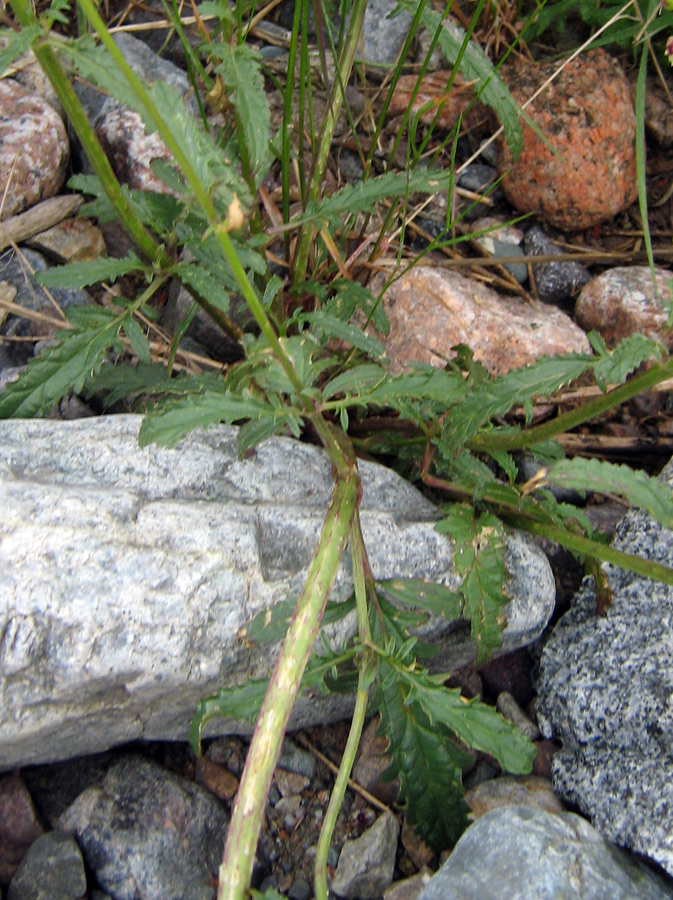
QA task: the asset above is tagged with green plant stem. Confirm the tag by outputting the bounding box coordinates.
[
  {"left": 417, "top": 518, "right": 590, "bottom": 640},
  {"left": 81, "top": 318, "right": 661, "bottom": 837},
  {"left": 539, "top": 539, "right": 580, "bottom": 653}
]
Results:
[
  {"left": 470, "top": 353, "right": 673, "bottom": 453},
  {"left": 504, "top": 516, "right": 673, "bottom": 586},
  {"left": 314, "top": 680, "right": 369, "bottom": 900},
  {"left": 9, "top": 0, "right": 168, "bottom": 268},
  {"left": 217, "top": 468, "right": 361, "bottom": 900},
  {"left": 422, "top": 471, "right": 673, "bottom": 585},
  {"left": 293, "top": 0, "right": 368, "bottom": 281},
  {"left": 314, "top": 512, "right": 374, "bottom": 900}
]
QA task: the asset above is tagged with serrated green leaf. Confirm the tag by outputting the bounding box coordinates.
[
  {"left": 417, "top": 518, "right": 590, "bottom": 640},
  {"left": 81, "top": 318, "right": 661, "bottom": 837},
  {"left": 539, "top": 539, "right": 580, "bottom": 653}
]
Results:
[
  {"left": 368, "top": 367, "right": 468, "bottom": 406},
  {"left": 301, "top": 311, "right": 386, "bottom": 360},
  {"left": 60, "top": 35, "right": 147, "bottom": 113},
  {"left": 404, "top": 675, "right": 535, "bottom": 773},
  {"left": 411, "top": 6, "right": 522, "bottom": 158},
  {"left": 84, "top": 361, "right": 171, "bottom": 407},
  {"left": 0, "top": 308, "right": 121, "bottom": 418},
  {"left": 138, "top": 390, "right": 274, "bottom": 447},
  {"left": 543, "top": 458, "right": 673, "bottom": 529},
  {"left": 122, "top": 318, "right": 151, "bottom": 365},
  {"left": 242, "top": 595, "right": 356, "bottom": 646},
  {"left": 300, "top": 169, "right": 457, "bottom": 227},
  {"left": 174, "top": 261, "right": 231, "bottom": 314},
  {"left": 35, "top": 254, "right": 143, "bottom": 288},
  {"left": 592, "top": 333, "right": 666, "bottom": 391},
  {"left": 369, "top": 595, "right": 436, "bottom": 660},
  {"left": 376, "top": 578, "right": 462, "bottom": 622},
  {"left": 375, "top": 665, "right": 471, "bottom": 850},
  {"left": 0, "top": 26, "right": 41, "bottom": 77},
  {"left": 210, "top": 43, "right": 271, "bottom": 179},
  {"left": 436, "top": 506, "right": 509, "bottom": 665},
  {"left": 190, "top": 678, "right": 269, "bottom": 753},
  {"left": 322, "top": 364, "right": 388, "bottom": 401},
  {"left": 443, "top": 353, "right": 594, "bottom": 453}
]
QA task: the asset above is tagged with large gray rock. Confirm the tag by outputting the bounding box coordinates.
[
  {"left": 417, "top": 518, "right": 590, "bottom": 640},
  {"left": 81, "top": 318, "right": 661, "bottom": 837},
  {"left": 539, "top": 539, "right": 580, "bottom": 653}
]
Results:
[
  {"left": 417, "top": 806, "right": 673, "bottom": 900},
  {"left": 58, "top": 756, "right": 227, "bottom": 900},
  {"left": 536, "top": 456, "right": 673, "bottom": 876},
  {"left": 0, "top": 415, "right": 554, "bottom": 769}
]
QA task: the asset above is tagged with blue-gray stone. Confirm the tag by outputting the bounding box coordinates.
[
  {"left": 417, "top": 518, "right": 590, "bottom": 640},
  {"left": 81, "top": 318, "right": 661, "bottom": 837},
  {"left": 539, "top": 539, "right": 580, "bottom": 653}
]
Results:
[
  {"left": 58, "top": 756, "right": 228, "bottom": 900},
  {"left": 524, "top": 224, "right": 591, "bottom": 305},
  {"left": 418, "top": 807, "right": 673, "bottom": 900},
  {"left": 0, "top": 247, "right": 89, "bottom": 368},
  {"left": 536, "top": 455, "right": 673, "bottom": 876},
  {"left": 361, "top": 0, "right": 413, "bottom": 66},
  {"left": 8, "top": 832, "right": 87, "bottom": 900}
]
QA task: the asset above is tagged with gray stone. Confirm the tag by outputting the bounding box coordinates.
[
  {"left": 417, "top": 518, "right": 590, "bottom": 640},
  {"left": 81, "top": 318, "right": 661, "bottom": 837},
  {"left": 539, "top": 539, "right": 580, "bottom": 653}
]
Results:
[
  {"left": 361, "top": 0, "right": 413, "bottom": 66},
  {"left": 417, "top": 807, "right": 673, "bottom": 900},
  {"left": 0, "top": 414, "right": 555, "bottom": 769},
  {"left": 536, "top": 457, "right": 673, "bottom": 876},
  {"left": 160, "top": 277, "right": 249, "bottom": 364},
  {"left": 7, "top": 832, "right": 87, "bottom": 900},
  {"left": 524, "top": 224, "right": 591, "bottom": 306},
  {"left": 58, "top": 756, "right": 227, "bottom": 900},
  {"left": 332, "top": 811, "right": 399, "bottom": 899},
  {"left": 0, "top": 247, "right": 90, "bottom": 368}
]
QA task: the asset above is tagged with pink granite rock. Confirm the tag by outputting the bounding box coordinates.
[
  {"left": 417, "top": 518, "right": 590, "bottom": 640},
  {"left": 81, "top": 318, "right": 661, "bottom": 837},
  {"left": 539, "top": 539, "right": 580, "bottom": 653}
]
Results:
[
  {"left": 372, "top": 267, "right": 591, "bottom": 375},
  {"left": 498, "top": 49, "right": 637, "bottom": 231},
  {"left": 0, "top": 79, "right": 68, "bottom": 219},
  {"left": 0, "top": 772, "right": 44, "bottom": 885},
  {"left": 575, "top": 266, "right": 673, "bottom": 348},
  {"left": 96, "top": 105, "right": 174, "bottom": 195}
]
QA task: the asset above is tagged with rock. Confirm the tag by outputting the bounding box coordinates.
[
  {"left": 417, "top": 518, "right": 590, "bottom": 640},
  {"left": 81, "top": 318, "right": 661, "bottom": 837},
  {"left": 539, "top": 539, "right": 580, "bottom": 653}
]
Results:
[
  {"left": 457, "top": 164, "right": 503, "bottom": 219},
  {"left": 0, "top": 80, "right": 68, "bottom": 220},
  {"left": 465, "top": 774, "right": 562, "bottom": 819},
  {"left": 524, "top": 224, "right": 591, "bottom": 305},
  {"left": 470, "top": 217, "right": 527, "bottom": 284},
  {"left": 478, "top": 647, "right": 534, "bottom": 709},
  {"left": 644, "top": 84, "right": 673, "bottom": 148},
  {"left": 277, "top": 739, "right": 317, "bottom": 781},
  {"left": 384, "top": 868, "right": 433, "bottom": 900},
  {"left": 160, "top": 277, "right": 249, "bottom": 363},
  {"left": 387, "top": 71, "right": 481, "bottom": 132},
  {"left": 0, "top": 774, "right": 44, "bottom": 885},
  {"left": 58, "top": 756, "right": 227, "bottom": 900},
  {"left": 96, "top": 105, "right": 175, "bottom": 196},
  {"left": 361, "top": 0, "right": 413, "bottom": 66},
  {"left": 495, "top": 692, "right": 540, "bottom": 741},
  {"left": 400, "top": 818, "right": 433, "bottom": 870},
  {"left": 0, "top": 247, "right": 91, "bottom": 369},
  {"left": 536, "top": 455, "right": 673, "bottom": 876},
  {"left": 372, "top": 267, "right": 591, "bottom": 376},
  {"left": 194, "top": 756, "right": 238, "bottom": 803},
  {"left": 77, "top": 33, "right": 196, "bottom": 193},
  {"left": 331, "top": 811, "right": 399, "bottom": 899},
  {"left": 575, "top": 266, "right": 673, "bottom": 348},
  {"left": 417, "top": 806, "right": 673, "bottom": 900},
  {"left": 26, "top": 218, "right": 107, "bottom": 265},
  {"left": 498, "top": 50, "right": 637, "bottom": 231},
  {"left": 0, "top": 414, "right": 555, "bottom": 770},
  {"left": 7, "top": 832, "right": 87, "bottom": 900},
  {"left": 351, "top": 717, "right": 398, "bottom": 806}
]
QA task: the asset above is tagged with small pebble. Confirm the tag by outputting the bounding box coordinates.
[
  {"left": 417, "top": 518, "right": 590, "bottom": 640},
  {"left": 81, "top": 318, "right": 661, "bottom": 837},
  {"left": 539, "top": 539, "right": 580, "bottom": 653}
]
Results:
[
  {"left": 524, "top": 224, "right": 591, "bottom": 306},
  {"left": 496, "top": 691, "right": 541, "bottom": 741},
  {"left": 278, "top": 740, "right": 317, "bottom": 780}
]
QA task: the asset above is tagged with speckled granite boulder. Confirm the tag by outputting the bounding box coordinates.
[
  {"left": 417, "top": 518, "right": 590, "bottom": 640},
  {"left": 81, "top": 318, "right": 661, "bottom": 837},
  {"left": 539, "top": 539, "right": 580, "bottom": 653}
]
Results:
[
  {"left": 536, "top": 455, "right": 673, "bottom": 876},
  {"left": 0, "top": 79, "right": 68, "bottom": 218},
  {"left": 372, "top": 266, "right": 591, "bottom": 376},
  {"left": 498, "top": 49, "right": 637, "bottom": 231},
  {"left": 575, "top": 266, "right": 673, "bottom": 348},
  {"left": 0, "top": 415, "right": 555, "bottom": 770},
  {"left": 417, "top": 807, "right": 673, "bottom": 900}
]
